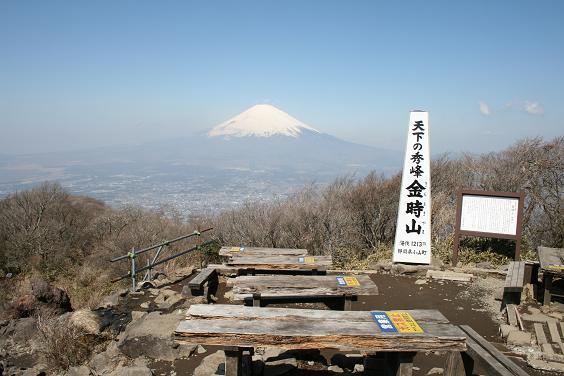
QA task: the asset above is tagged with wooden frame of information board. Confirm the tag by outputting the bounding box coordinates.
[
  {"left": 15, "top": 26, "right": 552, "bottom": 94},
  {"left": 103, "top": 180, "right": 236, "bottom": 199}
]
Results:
[{"left": 452, "top": 189, "right": 524, "bottom": 266}]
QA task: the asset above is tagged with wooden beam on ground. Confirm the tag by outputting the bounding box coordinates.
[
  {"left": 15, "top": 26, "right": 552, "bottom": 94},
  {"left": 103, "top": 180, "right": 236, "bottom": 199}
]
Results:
[
  {"left": 547, "top": 321, "right": 561, "bottom": 344},
  {"left": 459, "top": 325, "right": 530, "bottom": 376},
  {"left": 506, "top": 304, "right": 518, "bottom": 327},
  {"left": 535, "top": 323, "right": 548, "bottom": 345}
]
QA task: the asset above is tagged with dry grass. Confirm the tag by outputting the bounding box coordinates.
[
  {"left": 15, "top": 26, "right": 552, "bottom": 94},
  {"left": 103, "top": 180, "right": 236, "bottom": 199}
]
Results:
[{"left": 36, "top": 313, "right": 97, "bottom": 371}]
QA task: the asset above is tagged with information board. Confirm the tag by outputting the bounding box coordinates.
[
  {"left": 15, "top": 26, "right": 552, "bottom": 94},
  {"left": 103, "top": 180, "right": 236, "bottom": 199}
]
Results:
[
  {"left": 452, "top": 189, "right": 524, "bottom": 265},
  {"left": 392, "top": 111, "right": 432, "bottom": 264},
  {"left": 460, "top": 195, "right": 519, "bottom": 235}
]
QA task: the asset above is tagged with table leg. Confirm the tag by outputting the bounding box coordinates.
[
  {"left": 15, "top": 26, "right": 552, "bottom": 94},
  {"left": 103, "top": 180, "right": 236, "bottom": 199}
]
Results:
[
  {"left": 363, "top": 353, "right": 388, "bottom": 375},
  {"left": 444, "top": 351, "right": 467, "bottom": 376},
  {"left": 241, "top": 347, "right": 253, "bottom": 376},
  {"left": 225, "top": 347, "right": 242, "bottom": 376},
  {"left": 387, "top": 352, "right": 415, "bottom": 376},
  {"left": 252, "top": 293, "right": 261, "bottom": 307},
  {"left": 343, "top": 294, "right": 353, "bottom": 311},
  {"left": 543, "top": 273, "right": 553, "bottom": 306}
]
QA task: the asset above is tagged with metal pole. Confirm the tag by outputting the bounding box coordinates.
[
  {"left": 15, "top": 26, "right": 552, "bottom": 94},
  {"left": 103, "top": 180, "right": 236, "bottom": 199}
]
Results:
[
  {"left": 129, "top": 248, "right": 136, "bottom": 291},
  {"left": 143, "top": 245, "right": 164, "bottom": 281}
]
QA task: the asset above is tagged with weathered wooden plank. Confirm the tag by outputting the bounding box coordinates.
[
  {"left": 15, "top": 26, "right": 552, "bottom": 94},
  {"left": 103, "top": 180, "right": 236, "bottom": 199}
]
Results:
[
  {"left": 534, "top": 323, "right": 548, "bottom": 345},
  {"left": 176, "top": 319, "right": 465, "bottom": 352},
  {"left": 538, "top": 246, "right": 564, "bottom": 277},
  {"left": 463, "top": 335, "right": 514, "bottom": 376},
  {"left": 219, "top": 246, "right": 308, "bottom": 257},
  {"left": 459, "top": 325, "right": 529, "bottom": 376},
  {"left": 547, "top": 321, "right": 561, "bottom": 344},
  {"left": 188, "top": 267, "right": 217, "bottom": 289},
  {"left": 506, "top": 304, "right": 518, "bottom": 327},
  {"left": 426, "top": 270, "right": 473, "bottom": 282},
  {"left": 542, "top": 343, "right": 555, "bottom": 355},
  {"left": 228, "top": 275, "right": 378, "bottom": 300},
  {"left": 186, "top": 304, "right": 451, "bottom": 323},
  {"left": 227, "top": 255, "right": 332, "bottom": 270}
]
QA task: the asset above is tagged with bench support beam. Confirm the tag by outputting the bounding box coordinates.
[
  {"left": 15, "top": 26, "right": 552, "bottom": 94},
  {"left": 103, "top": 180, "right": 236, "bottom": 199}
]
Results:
[
  {"left": 224, "top": 347, "right": 253, "bottom": 376},
  {"left": 543, "top": 273, "right": 553, "bottom": 306}
]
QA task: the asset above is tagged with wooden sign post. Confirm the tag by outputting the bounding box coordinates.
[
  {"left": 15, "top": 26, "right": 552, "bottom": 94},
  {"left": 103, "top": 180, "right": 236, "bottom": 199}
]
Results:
[
  {"left": 393, "top": 111, "right": 432, "bottom": 264},
  {"left": 452, "top": 189, "right": 525, "bottom": 266}
]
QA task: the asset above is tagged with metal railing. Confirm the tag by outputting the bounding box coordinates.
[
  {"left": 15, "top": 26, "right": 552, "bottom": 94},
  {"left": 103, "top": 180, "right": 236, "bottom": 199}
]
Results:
[{"left": 110, "top": 227, "right": 213, "bottom": 290}]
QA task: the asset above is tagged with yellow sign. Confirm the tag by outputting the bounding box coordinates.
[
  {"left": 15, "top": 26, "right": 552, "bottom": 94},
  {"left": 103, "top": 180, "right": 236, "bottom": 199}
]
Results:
[
  {"left": 344, "top": 276, "right": 360, "bottom": 286},
  {"left": 230, "top": 247, "right": 240, "bottom": 253},
  {"left": 547, "top": 264, "right": 564, "bottom": 270},
  {"left": 304, "top": 256, "right": 315, "bottom": 264},
  {"left": 387, "top": 311, "right": 424, "bottom": 333}
]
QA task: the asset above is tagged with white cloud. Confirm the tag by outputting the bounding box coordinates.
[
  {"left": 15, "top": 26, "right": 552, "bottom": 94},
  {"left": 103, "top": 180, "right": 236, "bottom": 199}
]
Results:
[
  {"left": 524, "top": 101, "right": 544, "bottom": 115},
  {"left": 479, "top": 101, "right": 491, "bottom": 115}
]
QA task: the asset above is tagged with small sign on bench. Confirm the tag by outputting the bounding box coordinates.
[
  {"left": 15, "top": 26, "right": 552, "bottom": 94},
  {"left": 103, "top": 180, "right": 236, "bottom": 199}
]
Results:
[
  {"left": 298, "top": 256, "right": 315, "bottom": 264},
  {"left": 336, "top": 276, "right": 360, "bottom": 287},
  {"left": 371, "top": 311, "right": 424, "bottom": 334}
]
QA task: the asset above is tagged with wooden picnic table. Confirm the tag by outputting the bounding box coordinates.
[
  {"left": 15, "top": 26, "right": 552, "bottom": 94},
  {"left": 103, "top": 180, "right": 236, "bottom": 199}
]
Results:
[
  {"left": 227, "top": 254, "right": 332, "bottom": 274},
  {"left": 227, "top": 274, "right": 378, "bottom": 310},
  {"left": 175, "top": 304, "right": 466, "bottom": 376},
  {"left": 537, "top": 246, "right": 564, "bottom": 305},
  {"left": 219, "top": 246, "right": 308, "bottom": 257}
]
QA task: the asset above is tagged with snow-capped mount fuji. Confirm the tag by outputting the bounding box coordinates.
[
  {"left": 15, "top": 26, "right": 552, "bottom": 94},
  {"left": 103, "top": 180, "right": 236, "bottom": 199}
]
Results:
[
  {"left": 208, "top": 104, "right": 320, "bottom": 139},
  {"left": 186, "top": 104, "right": 400, "bottom": 175}
]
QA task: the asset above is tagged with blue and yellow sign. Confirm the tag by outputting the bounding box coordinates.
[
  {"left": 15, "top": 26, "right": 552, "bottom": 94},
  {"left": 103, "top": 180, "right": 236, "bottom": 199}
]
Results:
[
  {"left": 298, "top": 256, "right": 315, "bottom": 264},
  {"left": 370, "top": 311, "right": 423, "bottom": 333},
  {"left": 336, "top": 276, "right": 360, "bottom": 287}
]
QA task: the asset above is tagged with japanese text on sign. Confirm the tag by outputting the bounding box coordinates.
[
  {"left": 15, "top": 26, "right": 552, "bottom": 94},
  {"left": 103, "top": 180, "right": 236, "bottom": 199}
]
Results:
[
  {"left": 298, "top": 256, "right": 315, "bottom": 264},
  {"left": 393, "top": 111, "right": 432, "bottom": 264},
  {"left": 336, "top": 276, "right": 360, "bottom": 287},
  {"left": 370, "top": 311, "right": 424, "bottom": 333}
]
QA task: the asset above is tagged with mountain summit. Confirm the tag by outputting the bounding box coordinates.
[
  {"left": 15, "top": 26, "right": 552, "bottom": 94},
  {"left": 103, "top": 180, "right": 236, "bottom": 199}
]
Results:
[{"left": 208, "top": 104, "right": 320, "bottom": 139}]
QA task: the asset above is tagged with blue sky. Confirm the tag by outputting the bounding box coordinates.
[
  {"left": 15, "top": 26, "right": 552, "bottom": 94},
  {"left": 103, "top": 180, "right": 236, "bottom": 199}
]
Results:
[{"left": 1, "top": 1, "right": 562, "bottom": 155}]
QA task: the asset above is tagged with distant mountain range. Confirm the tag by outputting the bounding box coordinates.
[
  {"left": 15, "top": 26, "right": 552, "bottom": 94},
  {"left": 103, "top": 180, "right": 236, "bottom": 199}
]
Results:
[{"left": 0, "top": 105, "right": 401, "bottom": 215}]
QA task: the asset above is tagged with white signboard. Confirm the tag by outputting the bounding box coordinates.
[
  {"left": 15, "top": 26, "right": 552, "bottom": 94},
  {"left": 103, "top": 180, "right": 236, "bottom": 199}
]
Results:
[
  {"left": 460, "top": 195, "right": 519, "bottom": 235},
  {"left": 393, "top": 111, "right": 431, "bottom": 264}
]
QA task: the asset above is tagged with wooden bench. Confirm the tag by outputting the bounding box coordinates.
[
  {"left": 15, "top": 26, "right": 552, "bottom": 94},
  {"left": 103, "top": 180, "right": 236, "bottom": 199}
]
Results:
[
  {"left": 502, "top": 261, "right": 525, "bottom": 307},
  {"left": 227, "top": 274, "right": 379, "bottom": 310},
  {"left": 188, "top": 267, "right": 218, "bottom": 296},
  {"left": 175, "top": 304, "right": 466, "bottom": 376},
  {"left": 227, "top": 255, "right": 332, "bottom": 275},
  {"left": 219, "top": 246, "right": 308, "bottom": 257},
  {"left": 453, "top": 325, "right": 529, "bottom": 376}
]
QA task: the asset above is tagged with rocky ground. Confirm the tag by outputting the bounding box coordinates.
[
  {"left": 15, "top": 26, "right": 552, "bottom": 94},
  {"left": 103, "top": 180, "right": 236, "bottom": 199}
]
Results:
[{"left": 1, "top": 262, "right": 563, "bottom": 375}]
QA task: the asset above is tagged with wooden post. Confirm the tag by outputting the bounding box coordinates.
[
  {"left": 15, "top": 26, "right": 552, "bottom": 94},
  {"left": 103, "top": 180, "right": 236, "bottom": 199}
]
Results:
[
  {"left": 452, "top": 188, "right": 463, "bottom": 266},
  {"left": 343, "top": 294, "right": 353, "bottom": 311},
  {"left": 386, "top": 352, "right": 415, "bottom": 376},
  {"left": 543, "top": 273, "right": 553, "bottom": 306},
  {"left": 241, "top": 347, "right": 253, "bottom": 376},
  {"left": 252, "top": 293, "right": 261, "bottom": 307},
  {"left": 224, "top": 347, "right": 242, "bottom": 376},
  {"left": 363, "top": 353, "right": 389, "bottom": 375},
  {"left": 444, "top": 352, "right": 467, "bottom": 376}
]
